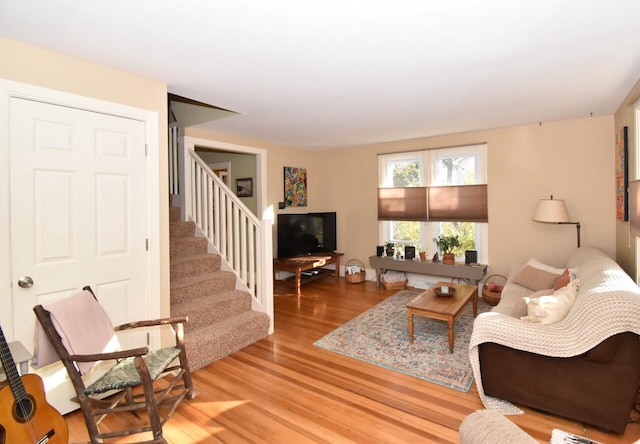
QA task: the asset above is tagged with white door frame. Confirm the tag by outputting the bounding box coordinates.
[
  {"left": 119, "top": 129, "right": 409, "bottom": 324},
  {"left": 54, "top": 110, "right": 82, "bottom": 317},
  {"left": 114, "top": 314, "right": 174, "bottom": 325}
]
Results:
[{"left": 0, "top": 79, "right": 161, "bottom": 341}]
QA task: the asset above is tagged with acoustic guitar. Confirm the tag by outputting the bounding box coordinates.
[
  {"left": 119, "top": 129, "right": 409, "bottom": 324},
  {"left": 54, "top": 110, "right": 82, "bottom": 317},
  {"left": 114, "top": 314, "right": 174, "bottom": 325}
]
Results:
[{"left": 0, "top": 325, "right": 68, "bottom": 444}]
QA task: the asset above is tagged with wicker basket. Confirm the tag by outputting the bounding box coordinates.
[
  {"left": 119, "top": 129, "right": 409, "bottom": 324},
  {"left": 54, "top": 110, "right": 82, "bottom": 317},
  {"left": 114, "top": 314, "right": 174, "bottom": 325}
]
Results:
[
  {"left": 381, "top": 271, "right": 408, "bottom": 290},
  {"left": 345, "top": 259, "right": 366, "bottom": 284},
  {"left": 482, "top": 274, "right": 507, "bottom": 305}
]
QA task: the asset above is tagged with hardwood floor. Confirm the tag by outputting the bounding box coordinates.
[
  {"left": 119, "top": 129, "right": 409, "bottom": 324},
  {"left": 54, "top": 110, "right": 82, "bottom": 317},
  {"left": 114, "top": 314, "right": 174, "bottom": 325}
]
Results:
[{"left": 66, "top": 278, "right": 640, "bottom": 443}]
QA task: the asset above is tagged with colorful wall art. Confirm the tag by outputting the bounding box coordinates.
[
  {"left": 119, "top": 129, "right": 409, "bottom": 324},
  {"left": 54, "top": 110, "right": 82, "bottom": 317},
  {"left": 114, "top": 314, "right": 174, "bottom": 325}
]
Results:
[
  {"left": 616, "top": 126, "right": 628, "bottom": 221},
  {"left": 284, "top": 166, "right": 307, "bottom": 207}
]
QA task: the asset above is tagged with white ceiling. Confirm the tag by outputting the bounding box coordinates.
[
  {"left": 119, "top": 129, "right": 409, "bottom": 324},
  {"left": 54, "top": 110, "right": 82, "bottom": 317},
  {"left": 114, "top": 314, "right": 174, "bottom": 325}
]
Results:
[{"left": 2, "top": 1, "right": 640, "bottom": 150}]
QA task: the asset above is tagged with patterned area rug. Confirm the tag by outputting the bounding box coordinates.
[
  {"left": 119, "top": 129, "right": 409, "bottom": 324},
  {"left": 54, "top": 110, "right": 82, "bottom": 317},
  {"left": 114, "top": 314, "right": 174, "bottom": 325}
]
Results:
[{"left": 314, "top": 289, "right": 492, "bottom": 392}]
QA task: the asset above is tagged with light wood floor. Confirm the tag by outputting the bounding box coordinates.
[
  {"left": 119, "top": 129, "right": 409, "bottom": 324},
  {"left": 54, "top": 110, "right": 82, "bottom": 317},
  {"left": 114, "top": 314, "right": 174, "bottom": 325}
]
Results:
[{"left": 66, "top": 278, "right": 640, "bottom": 443}]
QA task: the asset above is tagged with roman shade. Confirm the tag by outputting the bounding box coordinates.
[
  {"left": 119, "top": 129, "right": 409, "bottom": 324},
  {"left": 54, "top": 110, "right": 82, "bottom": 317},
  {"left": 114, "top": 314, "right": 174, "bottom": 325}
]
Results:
[
  {"left": 377, "top": 184, "right": 488, "bottom": 222},
  {"left": 378, "top": 187, "right": 427, "bottom": 221},
  {"left": 428, "top": 184, "right": 488, "bottom": 222}
]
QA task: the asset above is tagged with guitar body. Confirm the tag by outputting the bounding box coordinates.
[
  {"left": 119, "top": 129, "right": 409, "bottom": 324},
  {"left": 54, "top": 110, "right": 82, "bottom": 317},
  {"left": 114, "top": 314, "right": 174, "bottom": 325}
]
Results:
[{"left": 0, "top": 373, "right": 68, "bottom": 444}]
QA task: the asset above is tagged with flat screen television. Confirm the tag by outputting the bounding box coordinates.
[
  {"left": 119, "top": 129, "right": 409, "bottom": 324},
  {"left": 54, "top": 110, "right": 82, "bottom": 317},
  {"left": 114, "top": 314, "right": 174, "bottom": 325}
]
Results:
[{"left": 277, "top": 212, "right": 337, "bottom": 258}]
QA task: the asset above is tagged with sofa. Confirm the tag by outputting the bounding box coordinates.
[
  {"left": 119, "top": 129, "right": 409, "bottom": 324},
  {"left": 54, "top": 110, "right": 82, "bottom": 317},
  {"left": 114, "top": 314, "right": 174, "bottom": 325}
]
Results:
[{"left": 469, "top": 246, "right": 640, "bottom": 434}]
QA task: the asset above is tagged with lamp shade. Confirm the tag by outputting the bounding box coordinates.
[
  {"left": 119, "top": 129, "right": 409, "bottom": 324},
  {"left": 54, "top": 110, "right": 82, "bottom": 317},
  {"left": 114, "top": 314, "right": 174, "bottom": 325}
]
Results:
[{"left": 532, "top": 198, "right": 571, "bottom": 223}]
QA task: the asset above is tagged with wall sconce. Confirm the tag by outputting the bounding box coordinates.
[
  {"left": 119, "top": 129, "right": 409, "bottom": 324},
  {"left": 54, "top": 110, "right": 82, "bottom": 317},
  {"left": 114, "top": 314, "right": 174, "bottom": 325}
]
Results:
[{"left": 532, "top": 195, "right": 581, "bottom": 247}]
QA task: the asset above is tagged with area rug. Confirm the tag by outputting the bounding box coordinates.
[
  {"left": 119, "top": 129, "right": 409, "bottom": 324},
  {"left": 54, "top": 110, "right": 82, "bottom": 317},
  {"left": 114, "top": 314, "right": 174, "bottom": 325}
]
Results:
[{"left": 313, "top": 290, "right": 492, "bottom": 392}]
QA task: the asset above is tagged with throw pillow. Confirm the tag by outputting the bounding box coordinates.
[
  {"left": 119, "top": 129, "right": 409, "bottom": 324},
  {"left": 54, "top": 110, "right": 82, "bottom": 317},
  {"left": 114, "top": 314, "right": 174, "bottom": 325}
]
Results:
[
  {"left": 509, "top": 288, "right": 553, "bottom": 318},
  {"left": 521, "top": 279, "right": 580, "bottom": 324},
  {"left": 526, "top": 258, "right": 566, "bottom": 275},
  {"left": 513, "top": 265, "right": 562, "bottom": 291}
]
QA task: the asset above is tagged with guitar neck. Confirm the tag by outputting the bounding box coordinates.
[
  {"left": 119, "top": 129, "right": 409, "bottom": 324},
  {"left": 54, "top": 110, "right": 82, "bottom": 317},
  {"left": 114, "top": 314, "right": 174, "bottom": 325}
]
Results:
[{"left": 0, "top": 326, "right": 28, "bottom": 404}]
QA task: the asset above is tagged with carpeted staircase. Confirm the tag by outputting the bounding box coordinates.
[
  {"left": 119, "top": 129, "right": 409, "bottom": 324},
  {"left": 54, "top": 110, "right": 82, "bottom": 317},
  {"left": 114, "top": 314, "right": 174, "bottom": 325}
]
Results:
[{"left": 169, "top": 207, "right": 270, "bottom": 371}]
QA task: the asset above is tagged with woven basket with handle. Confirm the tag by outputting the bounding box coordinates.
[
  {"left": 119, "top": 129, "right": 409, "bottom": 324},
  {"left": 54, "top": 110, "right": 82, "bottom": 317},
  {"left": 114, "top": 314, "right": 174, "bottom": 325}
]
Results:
[
  {"left": 481, "top": 274, "right": 507, "bottom": 305},
  {"left": 345, "top": 259, "right": 366, "bottom": 284}
]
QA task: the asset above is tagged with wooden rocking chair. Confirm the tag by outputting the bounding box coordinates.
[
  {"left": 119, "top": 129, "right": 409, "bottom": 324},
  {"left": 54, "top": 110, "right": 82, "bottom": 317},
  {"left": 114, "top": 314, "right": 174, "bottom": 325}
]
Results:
[{"left": 33, "top": 286, "right": 196, "bottom": 444}]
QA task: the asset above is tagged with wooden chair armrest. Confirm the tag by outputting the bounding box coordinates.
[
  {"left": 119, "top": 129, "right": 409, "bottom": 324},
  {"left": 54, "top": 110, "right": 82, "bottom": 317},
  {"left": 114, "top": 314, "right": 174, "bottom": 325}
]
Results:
[
  {"left": 114, "top": 316, "right": 188, "bottom": 331},
  {"left": 68, "top": 346, "right": 149, "bottom": 362}
]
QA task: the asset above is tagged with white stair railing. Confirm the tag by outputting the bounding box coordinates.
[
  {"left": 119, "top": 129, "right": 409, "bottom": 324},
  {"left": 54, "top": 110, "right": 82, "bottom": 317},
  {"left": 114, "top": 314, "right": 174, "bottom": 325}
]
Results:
[
  {"left": 181, "top": 145, "right": 273, "bottom": 325},
  {"left": 184, "top": 148, "right": 273, "bottom": 319},
  {"left": 168, "top": 123, "right": 179, "bottom": 195}
]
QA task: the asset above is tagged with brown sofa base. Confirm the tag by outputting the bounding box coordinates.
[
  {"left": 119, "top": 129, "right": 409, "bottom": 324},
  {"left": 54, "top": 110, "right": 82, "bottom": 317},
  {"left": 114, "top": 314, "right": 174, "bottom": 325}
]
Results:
[{"left": 478, "top": 332, "right": 640, "bottom": 434}]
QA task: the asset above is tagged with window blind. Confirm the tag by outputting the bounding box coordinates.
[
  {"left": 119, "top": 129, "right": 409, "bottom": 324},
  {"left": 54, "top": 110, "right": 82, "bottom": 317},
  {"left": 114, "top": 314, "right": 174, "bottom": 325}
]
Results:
[
  {"left": 377, "top": 184, "right": 488, "bottom": 222},
  {"left": 427, "top": 184, "right": 488, "bottom": 222},
  {"left": 377, "top": 187, "right": 427, "bottom": 221}
]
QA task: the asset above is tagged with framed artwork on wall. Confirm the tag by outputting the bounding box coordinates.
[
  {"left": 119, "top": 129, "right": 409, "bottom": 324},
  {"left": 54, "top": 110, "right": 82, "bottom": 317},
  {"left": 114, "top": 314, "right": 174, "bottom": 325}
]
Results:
[
  {"left": 616, "top": 126, "right": 628, "bottom": 221},
  {"left": 236, "top": 177, "right": 253, "bottom": 197},
  {"left": 284, "top": 166, "right": 307, "bottom": 207}
]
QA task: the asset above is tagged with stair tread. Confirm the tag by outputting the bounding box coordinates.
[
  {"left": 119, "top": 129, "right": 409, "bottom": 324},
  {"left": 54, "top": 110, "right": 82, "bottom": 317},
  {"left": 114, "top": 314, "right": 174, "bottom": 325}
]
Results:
[
  {"left": 184, "top": 310, "right": 270, "bottom": 371},
  {"left": 170, "top": 270, "right": 235, "bottom": 288},
  {"left": 171, "top": 289, "right": 249, "bottom": 311},
  {"left": 170, "top": 236, "right": 207, "bottom": 245},
  {"left": 170, "top": 253, "right": 218, "bottom": 265},
  {"left": 186, "top": 310, "right": 269, "bottom": 341}
]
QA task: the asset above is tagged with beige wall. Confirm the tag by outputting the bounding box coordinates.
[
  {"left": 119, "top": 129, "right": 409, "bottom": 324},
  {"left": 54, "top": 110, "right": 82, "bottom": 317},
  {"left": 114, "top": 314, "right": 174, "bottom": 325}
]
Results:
[
  {"left": 321, "top": 117, "right": 615, "bottom": 276},
  {"left": 614, "top": 77, "right": 640, "bottom": 279},
  {"left": 190, "top": 117, "right": 615, "bottom": 277},
  {"left": 0, "top": 37, "right": 171, "bottom": 314}
]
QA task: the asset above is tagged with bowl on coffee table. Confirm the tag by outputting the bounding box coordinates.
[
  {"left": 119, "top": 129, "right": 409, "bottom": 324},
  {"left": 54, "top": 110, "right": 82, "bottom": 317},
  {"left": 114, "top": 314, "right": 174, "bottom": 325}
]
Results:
[{"left": 433, "top": 285, "right": 456, "bottom": 297}]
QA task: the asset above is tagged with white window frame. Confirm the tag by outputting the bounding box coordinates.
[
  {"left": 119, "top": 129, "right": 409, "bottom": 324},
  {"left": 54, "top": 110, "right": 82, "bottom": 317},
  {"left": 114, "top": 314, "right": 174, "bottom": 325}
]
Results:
[{"left": 378, "top": 144, "right": 488, "bottom": 263}]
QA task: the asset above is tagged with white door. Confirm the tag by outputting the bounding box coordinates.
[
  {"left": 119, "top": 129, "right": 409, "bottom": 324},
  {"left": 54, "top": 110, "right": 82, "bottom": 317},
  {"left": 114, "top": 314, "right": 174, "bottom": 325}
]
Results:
[{"left": 9, "top": 97, "right": 149, "bottom": 413}]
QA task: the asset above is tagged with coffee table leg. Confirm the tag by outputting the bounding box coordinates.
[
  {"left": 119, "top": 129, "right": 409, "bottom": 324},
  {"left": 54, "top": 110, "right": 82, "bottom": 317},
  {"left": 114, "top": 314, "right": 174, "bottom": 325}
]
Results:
[
  {"left": 448, "top": 317, "right": 454, "bottom": 353},
  {"left": 408, "top": 309, "right": 414, "bottom": 344}
]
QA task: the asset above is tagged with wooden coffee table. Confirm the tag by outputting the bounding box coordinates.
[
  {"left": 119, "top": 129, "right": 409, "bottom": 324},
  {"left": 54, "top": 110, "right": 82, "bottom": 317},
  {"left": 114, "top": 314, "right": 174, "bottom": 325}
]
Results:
[{"left": 406, "top": 281, "right": 478, "bottom": 353}]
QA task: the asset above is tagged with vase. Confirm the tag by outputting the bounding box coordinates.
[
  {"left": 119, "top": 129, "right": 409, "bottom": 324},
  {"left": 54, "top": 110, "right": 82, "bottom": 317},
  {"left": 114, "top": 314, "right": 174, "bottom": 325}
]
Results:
[
  {"left": 442, "top": 253, "right": 455, "bottom": 265},
  {"left": 419, "top": 252, "right": 427, "bottom": 261}
]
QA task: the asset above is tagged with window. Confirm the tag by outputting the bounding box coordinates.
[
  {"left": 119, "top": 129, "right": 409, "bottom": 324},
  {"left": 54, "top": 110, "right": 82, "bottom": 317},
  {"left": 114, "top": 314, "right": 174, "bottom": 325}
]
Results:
[{"left": 378, "top": 144, "right": 488, "bottom": 262}]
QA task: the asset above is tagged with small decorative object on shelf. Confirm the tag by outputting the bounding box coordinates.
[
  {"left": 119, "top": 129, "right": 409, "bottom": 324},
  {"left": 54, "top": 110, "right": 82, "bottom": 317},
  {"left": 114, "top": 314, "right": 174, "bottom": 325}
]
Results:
[
  {"left": 433, "top": 234, "right": 461, "bottom": 265},
  {"left": 465, "top": 250, "right": 478, "bottom": 265},
  {"left": 384, "top": 241, "right": 395, "bottom": 257},
  {"left": 404, "top": 245, "right": 416, "bottom": 260},
  {"left": 432, "top": 252, "right": 440, "bottom": 262}
]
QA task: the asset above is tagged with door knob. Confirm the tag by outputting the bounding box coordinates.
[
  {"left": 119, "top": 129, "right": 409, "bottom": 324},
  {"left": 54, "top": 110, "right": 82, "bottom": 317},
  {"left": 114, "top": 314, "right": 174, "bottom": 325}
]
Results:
[{"left": 17, "top": 276, "right": 34, "bottom": 288}]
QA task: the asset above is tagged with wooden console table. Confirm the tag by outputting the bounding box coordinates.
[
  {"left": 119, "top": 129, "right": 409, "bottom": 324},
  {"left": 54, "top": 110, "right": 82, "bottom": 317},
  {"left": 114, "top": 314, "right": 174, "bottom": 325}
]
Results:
[
  {"left": 274, "top": 252, "right": 343, "bottom": 294},
  {"left": 369, "top": 255, "right": 487, "bottom": 287}
]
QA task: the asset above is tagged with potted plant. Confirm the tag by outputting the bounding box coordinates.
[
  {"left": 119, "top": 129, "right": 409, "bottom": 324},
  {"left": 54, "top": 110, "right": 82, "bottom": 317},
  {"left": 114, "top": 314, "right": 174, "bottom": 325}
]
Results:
[
  {"left": 433, "top": 235, "right": 460, "bottom": 265},
  {"left": 385, "top": 241, "right": 395, "bottom": 257},
  {"left": 417, "top": 245, "right": 428, "bottom": 261}
]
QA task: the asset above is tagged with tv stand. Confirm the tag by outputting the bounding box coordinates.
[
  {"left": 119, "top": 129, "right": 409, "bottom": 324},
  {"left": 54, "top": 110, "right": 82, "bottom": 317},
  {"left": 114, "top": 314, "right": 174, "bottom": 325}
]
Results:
[{"left": 273, "top": 252, "right": 343, "bottom": 295}]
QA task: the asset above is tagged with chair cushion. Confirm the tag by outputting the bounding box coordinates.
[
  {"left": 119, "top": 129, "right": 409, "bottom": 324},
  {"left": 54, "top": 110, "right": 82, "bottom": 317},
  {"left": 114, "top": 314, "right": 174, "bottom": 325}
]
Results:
[{"left": 84, "top": 346, "right": 181, "bottom": 395}]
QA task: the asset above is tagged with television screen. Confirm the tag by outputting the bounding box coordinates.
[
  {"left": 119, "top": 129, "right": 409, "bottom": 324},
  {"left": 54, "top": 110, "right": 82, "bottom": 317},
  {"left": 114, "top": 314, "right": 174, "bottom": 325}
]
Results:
[{"left": 277, "top": 212, "right": 337, "bottom": 258}]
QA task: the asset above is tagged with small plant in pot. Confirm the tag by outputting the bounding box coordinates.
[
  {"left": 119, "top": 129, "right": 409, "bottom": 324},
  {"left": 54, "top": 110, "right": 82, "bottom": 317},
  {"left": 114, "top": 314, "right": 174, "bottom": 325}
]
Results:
[
  {"left": 433, "top": 235, "right": 461, "bottom": 265},
  {"left": 384, "top": 241, "right": 395, "bottom": 257}
]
